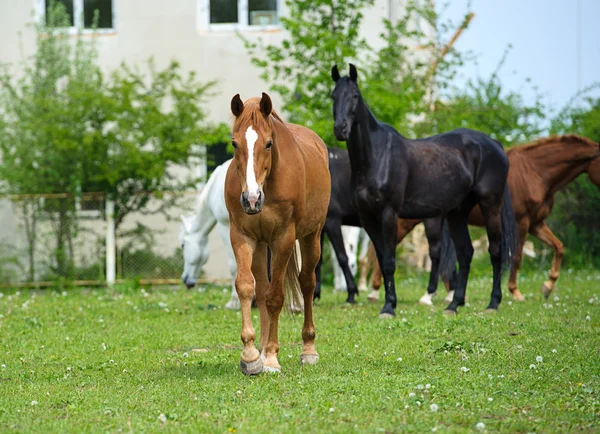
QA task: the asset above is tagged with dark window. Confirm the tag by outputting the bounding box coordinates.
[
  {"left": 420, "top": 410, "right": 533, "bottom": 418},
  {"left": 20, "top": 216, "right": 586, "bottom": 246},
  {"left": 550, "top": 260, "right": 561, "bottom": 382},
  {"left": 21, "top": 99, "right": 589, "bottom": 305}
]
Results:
[
  {"left": 206, "top": 142, "right": 231, "bottom": 175},
  {"left": 45, "top": 0, "right": 75, "bottom": 27},
  {"left": 84, "top": 0, "right": 113, "bottom": 28},
  {"left": 248, "top": 0, "right": 277, "bottom": 25},
  {"left": 210, "top": 0, "right": 238, "bottom": 24}
]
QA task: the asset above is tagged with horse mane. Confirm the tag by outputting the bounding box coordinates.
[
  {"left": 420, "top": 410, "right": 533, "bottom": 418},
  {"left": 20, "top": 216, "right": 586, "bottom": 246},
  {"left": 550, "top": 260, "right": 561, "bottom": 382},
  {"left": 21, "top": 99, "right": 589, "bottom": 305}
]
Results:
[
  {"left": 512, "top": 134, "right": 599, "bottom": 154},
  {"left": 233, "top": 97, "right": 284, "bottom": 130}
]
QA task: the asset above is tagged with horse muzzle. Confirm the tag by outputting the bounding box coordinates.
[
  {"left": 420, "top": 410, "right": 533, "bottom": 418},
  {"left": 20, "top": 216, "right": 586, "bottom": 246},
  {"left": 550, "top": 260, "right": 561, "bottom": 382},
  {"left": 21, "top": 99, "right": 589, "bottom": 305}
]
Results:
[
  {"left": 240, "top": 190, "right": 264, "bottom": 215},
  {"left": 182, "top": 274, "right": 196, "bottom": 289},
  {"left": 334, "top": 122, "right": 350, "bottom": 141}
]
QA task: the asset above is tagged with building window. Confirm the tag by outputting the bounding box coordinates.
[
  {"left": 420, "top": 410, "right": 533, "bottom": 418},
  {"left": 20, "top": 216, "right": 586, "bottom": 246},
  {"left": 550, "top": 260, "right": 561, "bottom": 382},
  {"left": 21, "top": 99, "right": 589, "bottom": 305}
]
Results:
[
  {"left": 198, "top": 0, "right": 280, "bottom": 32},
  {"left": 206, "top": 142, "right": 231, "bottom": 176},
  {"left": 37, "top": 0, "right": 115, "bottom": 33}
]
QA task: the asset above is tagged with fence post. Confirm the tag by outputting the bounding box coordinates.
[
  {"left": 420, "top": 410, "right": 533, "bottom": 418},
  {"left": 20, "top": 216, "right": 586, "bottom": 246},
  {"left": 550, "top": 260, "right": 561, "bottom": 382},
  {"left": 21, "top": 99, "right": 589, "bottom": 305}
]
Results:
[{"left": 105, "top": 197, "right": 116, "bottom": 286}]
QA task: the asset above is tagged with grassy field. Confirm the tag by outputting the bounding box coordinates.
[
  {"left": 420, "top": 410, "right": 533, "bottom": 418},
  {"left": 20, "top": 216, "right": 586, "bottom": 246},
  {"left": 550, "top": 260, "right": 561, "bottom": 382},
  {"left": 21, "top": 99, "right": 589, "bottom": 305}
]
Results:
[{"left": 0, "top": 262, "right": 599, "bottom": 433}]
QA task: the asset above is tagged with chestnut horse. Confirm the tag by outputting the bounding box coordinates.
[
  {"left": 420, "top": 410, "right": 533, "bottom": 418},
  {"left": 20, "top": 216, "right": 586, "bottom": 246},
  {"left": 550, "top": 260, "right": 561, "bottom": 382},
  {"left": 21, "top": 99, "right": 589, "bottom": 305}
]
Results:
[
  {"left": 225, "top": 93, "right": 330, "bottom": 375},
  {"left": 365, "top": 134, "right": 600, "bottom": 301}
]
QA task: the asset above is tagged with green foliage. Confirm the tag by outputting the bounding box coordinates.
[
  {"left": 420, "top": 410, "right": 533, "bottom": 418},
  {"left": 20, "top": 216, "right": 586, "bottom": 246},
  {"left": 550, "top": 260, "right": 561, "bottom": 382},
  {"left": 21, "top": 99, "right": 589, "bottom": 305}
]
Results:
[
  {"left": 244, "top": 0, "right": 545, "bottom": 148},
  {"left": 549, "top": 95, "right": 600, "bottom": 263},
  {"left": 0, "top": 270, "right": 598, "bottom": 432}
]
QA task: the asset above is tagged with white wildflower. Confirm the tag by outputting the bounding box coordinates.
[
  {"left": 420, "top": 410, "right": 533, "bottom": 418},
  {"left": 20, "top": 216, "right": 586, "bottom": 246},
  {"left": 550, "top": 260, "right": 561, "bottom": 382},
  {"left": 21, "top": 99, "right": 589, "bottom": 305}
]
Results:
[
  {"left": 536, "top": 356, "right": 543, "bottom": 363},
  {"left": 158, "top": 413, "right": 167, "bottom": 423},
  {"left": 31, "top": 400, "right": 38, "bottom": 406},
  {"left": 529, "top": 364, "right": 536, "bottom": 369},
  {"left": 430, "top": 403, "right": 439, "bottom": 412},
  {"left": 475, "top": 422, "right": 485, "bottom": 431},
  {"left": 461, "top": 366, "right": 469, "bottom": 372}
]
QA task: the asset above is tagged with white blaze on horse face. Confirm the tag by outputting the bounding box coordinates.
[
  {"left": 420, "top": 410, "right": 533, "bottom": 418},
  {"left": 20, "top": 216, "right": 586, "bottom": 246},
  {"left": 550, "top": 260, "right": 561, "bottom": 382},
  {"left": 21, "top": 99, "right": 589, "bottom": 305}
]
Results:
[{"left": 245, "top": 126, "right": 261, "bottom": 207}]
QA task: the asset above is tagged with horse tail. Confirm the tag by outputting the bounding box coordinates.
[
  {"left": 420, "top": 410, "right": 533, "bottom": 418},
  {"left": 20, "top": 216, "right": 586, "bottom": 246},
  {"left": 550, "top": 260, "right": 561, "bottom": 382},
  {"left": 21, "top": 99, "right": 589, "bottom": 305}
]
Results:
[
  {"left": 501, "top": 185, "right": 519, "bottom": 273},
  {"left": 438, "top": 218, "right": 457, "bottom": 285},
  {"left": 283, "top": 241, "right": 304, "bottom": 314}
]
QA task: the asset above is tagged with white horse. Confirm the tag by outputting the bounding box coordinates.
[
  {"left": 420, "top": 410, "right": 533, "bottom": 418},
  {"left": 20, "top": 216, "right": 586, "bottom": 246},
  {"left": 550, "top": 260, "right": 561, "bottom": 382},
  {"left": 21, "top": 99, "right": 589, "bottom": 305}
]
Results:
[{"left": 179, "top": 159, "right": 241, "bottom": 310}]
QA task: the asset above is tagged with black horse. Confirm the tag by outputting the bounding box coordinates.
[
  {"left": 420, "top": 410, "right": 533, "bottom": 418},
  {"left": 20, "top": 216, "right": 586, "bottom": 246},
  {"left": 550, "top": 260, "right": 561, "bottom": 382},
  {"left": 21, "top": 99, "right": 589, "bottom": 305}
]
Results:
[
  {"left": 315, "top": 147, "right": 456, "bottom": 304},
  {"left": 331, "top": 64, "right": 518, "bottom": 316}
]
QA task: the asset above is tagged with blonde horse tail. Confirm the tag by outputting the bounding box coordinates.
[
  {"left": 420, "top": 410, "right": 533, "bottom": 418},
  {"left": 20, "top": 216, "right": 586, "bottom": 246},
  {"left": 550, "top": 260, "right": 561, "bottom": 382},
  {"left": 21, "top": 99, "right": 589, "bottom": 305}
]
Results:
[{"left": 283, "top": 241, "right": 304, "bottom": 314}]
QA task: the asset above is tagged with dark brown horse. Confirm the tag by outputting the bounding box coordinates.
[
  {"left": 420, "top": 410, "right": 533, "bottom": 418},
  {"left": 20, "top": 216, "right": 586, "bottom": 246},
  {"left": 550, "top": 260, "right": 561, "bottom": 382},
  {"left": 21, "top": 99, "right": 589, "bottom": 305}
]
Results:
[
  {"left": 225, "top": 93, "right": 330, "bottom": 375},
  {"left": 365, "top": 135, "right": 600, "bottom": 302}
]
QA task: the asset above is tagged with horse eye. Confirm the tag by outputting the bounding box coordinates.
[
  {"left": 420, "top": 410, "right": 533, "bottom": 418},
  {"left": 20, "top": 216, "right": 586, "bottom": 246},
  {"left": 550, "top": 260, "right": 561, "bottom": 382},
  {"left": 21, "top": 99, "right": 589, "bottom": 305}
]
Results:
[
  {"left": 266, "top": 139, "right": 273, "bottom": 149},
  {"left": 231, "top": 140, "right": 238, "bottom": 149}
]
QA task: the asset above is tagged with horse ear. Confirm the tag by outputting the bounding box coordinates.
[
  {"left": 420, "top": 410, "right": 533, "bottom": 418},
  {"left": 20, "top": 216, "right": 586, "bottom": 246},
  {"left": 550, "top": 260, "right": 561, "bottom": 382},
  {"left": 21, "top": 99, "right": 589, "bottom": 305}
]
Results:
[
  {"left": 180, "top": 215, "right": 191, "bottom": 233},
  {"left": 231, "top": 94, "right": 244, "bottom": 117},
  {"left": 260, "top": 92, "right": 272, "bottom": 117},
  {"left": 331, "top": 65, "right": 341, "bottom": 82},
  {"left": 349, "top": 63, "right": 358, "bottom": 82}
]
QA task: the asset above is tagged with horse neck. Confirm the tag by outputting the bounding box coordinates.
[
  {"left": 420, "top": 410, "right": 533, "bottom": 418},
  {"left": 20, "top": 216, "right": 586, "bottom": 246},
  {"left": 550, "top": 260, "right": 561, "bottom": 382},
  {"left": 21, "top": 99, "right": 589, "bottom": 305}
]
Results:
[
  {"left": 522, "top": 139, "right": 598, "bottom": 196},
  {"left": 346, "top": 97, "right": 380, "bottom": 175},
  {"left": 192, "top": 186, "right": 217, "bottom": 237}
]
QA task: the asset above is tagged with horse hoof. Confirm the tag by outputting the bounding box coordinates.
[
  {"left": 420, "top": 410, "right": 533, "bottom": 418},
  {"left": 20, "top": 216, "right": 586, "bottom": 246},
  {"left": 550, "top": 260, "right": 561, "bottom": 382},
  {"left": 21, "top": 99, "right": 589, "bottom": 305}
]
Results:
[
  {"left": 240, "top": 357, "right": 263, "bottom": 376},
  {"left": 367, "top": 291, "right": 379, "bottom": 303},
  {"left": 512, "top": 291, "right": 525, "bottom": 302},
  {"left": 346, "top": 299, "right": 357, "bottom": 305},
  {"left": 484, "top": 308, "right": 498, "bottom": 314},
  {"left": 443, "top": 309, "right": 457, "bottom": 316},
  {"left": 379, "top": 313, "right": 394, "bottom": 319},
  {"left": 224, "top": 299, "right": 241, "bottom": 311},
  {"left": 300, "top": 354, "right": 319, "bottom": 365},
  {"left": 418, "top": 293, "right": 434, "bottom": 307},
  {"left": 444, "top": 290, "right": 455, "bottom": 304},
  {"left": 262, "top": 365, "right": 281, "bottom": 374},
  {"left": 541, "top": 282, "right": 552, "bottom": 298}
]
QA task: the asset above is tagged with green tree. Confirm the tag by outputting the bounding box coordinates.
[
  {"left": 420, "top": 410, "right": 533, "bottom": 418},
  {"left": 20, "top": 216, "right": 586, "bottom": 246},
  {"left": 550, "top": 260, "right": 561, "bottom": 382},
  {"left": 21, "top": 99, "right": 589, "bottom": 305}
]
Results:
[{"left": 0, "top": 2, "right": 228, "bottom": 280}]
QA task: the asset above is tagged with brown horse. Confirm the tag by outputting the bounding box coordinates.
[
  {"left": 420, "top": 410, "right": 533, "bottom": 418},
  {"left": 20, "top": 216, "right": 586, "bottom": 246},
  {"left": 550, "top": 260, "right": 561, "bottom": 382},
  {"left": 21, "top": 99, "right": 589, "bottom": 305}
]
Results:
[
  {"left": 363, "top": 134, "right": 600, "bottom": 302},
  {"left": 225, "top": 93, "right": 330, "bottom": 375}
]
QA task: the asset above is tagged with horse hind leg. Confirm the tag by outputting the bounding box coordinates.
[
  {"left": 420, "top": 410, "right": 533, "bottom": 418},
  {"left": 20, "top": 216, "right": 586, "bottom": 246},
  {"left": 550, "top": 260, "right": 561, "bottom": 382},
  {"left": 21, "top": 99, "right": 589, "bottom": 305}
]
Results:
[
  {"left": 298, "top": 231, "right": 322, "bottom": 365},
  {"left": 251, "top": 243, "right": 270, "bottom": 361},
  {"left": 445, "top": 213, "right": 473, "bottom": 314},
  {"left": 478, "top": 196, "right": 503, "bottom": 312},
  {"left": 507, "top": 220, "right": 529, "bottom": 302},
  {"left": 325, "top": 220, "right": 360, "bottom": 304},
  {"left": 530, "top": 222, "right": 564, "bottom": 298}
]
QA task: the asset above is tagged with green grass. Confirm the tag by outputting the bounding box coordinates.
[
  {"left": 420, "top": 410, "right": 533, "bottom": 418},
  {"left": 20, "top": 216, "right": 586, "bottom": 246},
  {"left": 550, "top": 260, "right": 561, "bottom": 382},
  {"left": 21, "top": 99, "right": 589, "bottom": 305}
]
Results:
[{"left": 0, "top": 263, "right": 599, "bottom": 433}]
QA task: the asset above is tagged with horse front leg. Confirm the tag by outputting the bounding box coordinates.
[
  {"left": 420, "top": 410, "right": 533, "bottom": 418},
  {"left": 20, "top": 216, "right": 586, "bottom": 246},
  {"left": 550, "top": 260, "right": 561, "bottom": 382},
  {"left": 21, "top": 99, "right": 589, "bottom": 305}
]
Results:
[
  {"left": 362, "top": 207, "right": 399, "bottom": 318},
  {"left": 230, "top": 227, "right": 260, "bottom": 375},
  {"left": 264, "top": 230, "right": 296, "bottom": 373},
  {"left": 445, "top": 213, "right": 473, "bottom": 314},
  {"left": 530, "top": 222, "right": 564, "bottom": 298}
]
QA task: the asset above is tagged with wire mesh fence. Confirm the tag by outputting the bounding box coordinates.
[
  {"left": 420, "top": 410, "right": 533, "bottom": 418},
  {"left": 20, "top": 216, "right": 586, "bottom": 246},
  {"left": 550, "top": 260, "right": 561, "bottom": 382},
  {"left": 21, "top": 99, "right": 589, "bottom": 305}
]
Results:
[{"left": 0, "top": 191, "right": 201, "bottom": 287}]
